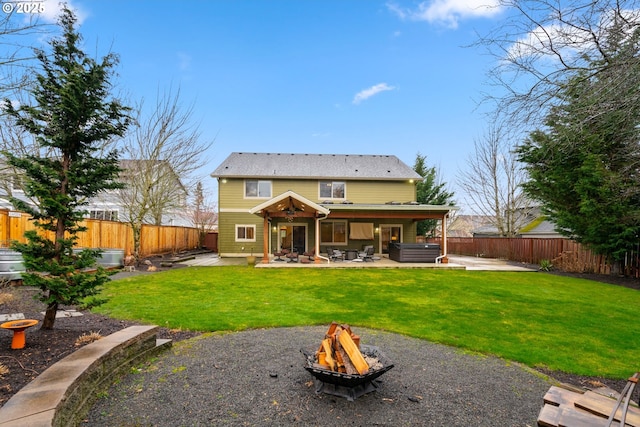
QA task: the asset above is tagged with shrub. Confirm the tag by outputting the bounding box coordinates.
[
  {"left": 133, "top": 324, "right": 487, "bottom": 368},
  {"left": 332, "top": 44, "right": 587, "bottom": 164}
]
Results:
[{"left": 539, "top": 259, "right": 553, "bottom": 271}]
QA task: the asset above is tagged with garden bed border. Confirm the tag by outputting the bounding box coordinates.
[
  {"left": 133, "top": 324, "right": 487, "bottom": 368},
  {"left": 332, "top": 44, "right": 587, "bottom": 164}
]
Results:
[{"left": 0, "top": 325, "right": 170, "bottom": 427}]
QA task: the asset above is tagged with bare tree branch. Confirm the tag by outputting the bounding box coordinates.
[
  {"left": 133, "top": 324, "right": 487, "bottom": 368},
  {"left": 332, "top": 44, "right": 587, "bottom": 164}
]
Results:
[
  {"left": 457, "top": 125, "right": 531, "bottom": 236},
  {"left": 475, "top": 0, "right": 640, "bottom": 128},
  {"left": 117, "top": 86, "right": 215, "bottom": 260}
]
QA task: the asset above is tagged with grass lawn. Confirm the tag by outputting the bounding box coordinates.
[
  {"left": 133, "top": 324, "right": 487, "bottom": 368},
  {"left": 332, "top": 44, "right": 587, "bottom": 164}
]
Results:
[{"left": 93, "top": 266, "right": 640, "bottom": 379}]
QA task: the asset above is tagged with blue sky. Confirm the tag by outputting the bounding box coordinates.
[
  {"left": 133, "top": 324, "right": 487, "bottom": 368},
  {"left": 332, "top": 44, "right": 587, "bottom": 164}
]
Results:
[{"left": 14, "top": 0, "right": 509, "bottom": 211}]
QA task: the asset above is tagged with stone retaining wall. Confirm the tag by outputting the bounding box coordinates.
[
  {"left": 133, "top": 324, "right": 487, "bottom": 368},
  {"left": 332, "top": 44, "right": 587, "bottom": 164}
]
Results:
[{"left": 0, "top": 325, "right": 171, "bottom": 427}]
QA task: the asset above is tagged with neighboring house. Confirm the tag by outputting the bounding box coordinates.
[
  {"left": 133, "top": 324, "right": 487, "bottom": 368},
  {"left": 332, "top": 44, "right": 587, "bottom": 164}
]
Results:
[
  {"left": 448, "top": 215, "right": 493, "bottom": 238},
  {"left": 0, "top": 159, "right": 35, "bottom": 211},
  {"left": 518, "top": 217, "right": 564, "bottom": 238},
  {"left": 0, "top": 159, "right": 191, "bottom": 227},
  {"left": 94, "top": 159, "right": 191, "bottom": 227},
  {"left": 210, "top": 152, "right": 458, "bottom": 262},
  {"left": 471, "top": 206, "right": 564, "bottom": 238}
]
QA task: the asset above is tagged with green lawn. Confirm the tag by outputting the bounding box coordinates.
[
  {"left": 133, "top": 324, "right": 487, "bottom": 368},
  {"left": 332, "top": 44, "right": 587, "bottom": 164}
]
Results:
[{"left": 93, "top": 266, "right": 640, "bottom": 379}]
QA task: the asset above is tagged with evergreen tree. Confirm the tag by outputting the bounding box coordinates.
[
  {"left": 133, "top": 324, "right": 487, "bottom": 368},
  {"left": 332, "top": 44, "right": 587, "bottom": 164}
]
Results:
[
  {"left": 517, "top": 23, "right": 640, "bottom": 265},
  {"left": 413, "top": 153, "right": 455, "bottom": 236},
  {"left": 1, "top": 7, "right": 130, "bottom": 329}
]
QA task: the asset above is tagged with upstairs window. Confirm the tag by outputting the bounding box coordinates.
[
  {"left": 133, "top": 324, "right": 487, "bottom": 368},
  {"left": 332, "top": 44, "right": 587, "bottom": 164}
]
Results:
[
  {"left": 319, "top": 181, "right": 345, "bottom": 199},
  {"left": 245, "top": 180, "right": 272, "bottom": 198}
]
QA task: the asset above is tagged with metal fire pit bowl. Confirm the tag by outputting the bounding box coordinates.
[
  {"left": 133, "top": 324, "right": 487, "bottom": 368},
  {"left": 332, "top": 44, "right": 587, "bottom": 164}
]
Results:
[{"left": 301, "top": 345, "right": 394, "bottom": 401}]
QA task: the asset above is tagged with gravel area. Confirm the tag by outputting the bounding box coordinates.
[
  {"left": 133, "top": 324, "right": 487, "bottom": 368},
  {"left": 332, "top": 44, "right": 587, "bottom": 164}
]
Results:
[{"left": 86, "top": 326, "right": 550, "bottom": 426}]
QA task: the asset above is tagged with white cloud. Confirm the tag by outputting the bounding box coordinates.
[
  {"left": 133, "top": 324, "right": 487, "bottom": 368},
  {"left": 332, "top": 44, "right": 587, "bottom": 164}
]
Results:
[
  {"left": 387, "top": 0, "right": 502, "bottom": 29},
  {"left": 352, "top": 83, "right": 396, "bottom": 105},
  {"left": 39, "top": 0, "right": 87, "bottom": 24},
  {"left": 507, "top": 9, "right": 640, "bottom": 62},
  {"left": 506, "top": 24, "right": 573, "bottom": 61},
  {"left": 0, "top": 99, "right": 20, "bottom": 112}
]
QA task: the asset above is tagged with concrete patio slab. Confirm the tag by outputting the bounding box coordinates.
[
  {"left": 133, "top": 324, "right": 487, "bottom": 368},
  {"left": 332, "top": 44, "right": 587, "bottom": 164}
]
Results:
[
  {"left": 144, "top": 252, "right": 538, "bottom": 272},
  {"left": 447, "top": 255, "right": 537, "bottom": 272}
]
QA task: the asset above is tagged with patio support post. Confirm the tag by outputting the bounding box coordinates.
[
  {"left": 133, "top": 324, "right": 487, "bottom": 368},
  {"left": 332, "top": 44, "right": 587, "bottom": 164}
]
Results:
[
  {"left": 315, "top": 215, "right": 321, "bottom": 263},
  {"left": 261, "top": 215, "right": 270, "bottom": 263},
  {"left": 440, "top": 213, "right": 449, "bottom": 263}
]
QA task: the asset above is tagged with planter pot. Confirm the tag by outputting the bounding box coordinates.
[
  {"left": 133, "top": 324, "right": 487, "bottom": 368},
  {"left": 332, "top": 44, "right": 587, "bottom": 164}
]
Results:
[{"left": 246, "top": 256, "right": 256, "bottom": 266}]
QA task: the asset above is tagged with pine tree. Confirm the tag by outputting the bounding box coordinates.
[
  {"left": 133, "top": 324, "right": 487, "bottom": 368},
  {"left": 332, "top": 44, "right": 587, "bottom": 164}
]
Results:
[
  {"left": 413, "top": 153, "right": 455, "bottom": 237},
  {"left": 1, "top": 7, "right": 131, "bottom": 329}
]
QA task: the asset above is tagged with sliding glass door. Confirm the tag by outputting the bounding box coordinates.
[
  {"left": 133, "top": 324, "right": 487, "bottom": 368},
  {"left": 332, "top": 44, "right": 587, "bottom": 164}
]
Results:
[{"left": 380, "top": 225, "right": 402, "bottom": 254}]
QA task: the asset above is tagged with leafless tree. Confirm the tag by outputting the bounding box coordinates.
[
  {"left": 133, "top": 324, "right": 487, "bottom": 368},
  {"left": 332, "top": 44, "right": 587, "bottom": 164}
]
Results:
[
  {"left": 187, "top": 181, "right": 218, "bottom": 248},
  {"left": 476, "top": 0, "right": 640, "bottom": 129},
  {"left": 0, "top": 10, "right": 53, "bottom": 98},
  {"left": 117, "top": 87, "right": 215, "bottom": 261},
  {"left": 0, "top": 12, "right": 53, "bottom": 202},
  {"left": 0, "top": 92, "right": 58, "bottom": 210},
  {"left": 457, "top": 125, "right": 531, "bottom": 236}
]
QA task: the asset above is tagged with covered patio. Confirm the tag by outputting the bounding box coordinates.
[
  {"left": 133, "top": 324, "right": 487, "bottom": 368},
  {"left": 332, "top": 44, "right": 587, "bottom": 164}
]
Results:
[{"left": 249, "top": 191, "right": 456, "bottom": 265}]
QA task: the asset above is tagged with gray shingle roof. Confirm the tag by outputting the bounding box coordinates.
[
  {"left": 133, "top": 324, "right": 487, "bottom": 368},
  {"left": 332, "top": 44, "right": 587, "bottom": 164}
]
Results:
[{"left": 211, "top": 152, "right": 421, "bottom": 180}]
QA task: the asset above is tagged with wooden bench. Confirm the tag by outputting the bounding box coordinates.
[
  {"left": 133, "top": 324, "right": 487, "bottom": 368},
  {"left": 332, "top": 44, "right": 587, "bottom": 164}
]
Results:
[{"left": 538, "top": 384, "right": 640, "bottom": 427}]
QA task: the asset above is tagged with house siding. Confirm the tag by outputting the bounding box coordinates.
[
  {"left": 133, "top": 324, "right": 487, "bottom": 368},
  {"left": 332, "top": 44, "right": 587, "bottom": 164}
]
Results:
[
  {"left": 218, "top": 178, "right": 421, "bottom": 257},
  {"left": 345, "top": 181, "right": 415, "bottom": 203},
  {"left": 217, "top": 212, "right": 263, "bottom": 256},
  {"left": 219, "top": 178, "right": 415, "bottom": 209}
]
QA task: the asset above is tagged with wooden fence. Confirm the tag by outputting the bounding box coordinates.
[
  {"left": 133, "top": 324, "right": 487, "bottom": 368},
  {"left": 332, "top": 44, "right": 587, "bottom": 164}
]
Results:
[
  {"left": 0, "top": 209, "right": 200, "bottom": 257},
  {"left": 440, "top": 237, "right": 640, "bottom": 277}
]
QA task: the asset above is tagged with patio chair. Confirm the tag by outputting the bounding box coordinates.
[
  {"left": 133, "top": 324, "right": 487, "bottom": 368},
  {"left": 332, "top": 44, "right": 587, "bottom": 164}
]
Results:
[
  {"left": 286, "top": 251, "right": 299, "bottom": 263},
  {"left": 273, "top": 250, "right": 286, "bottom": 261},
  {"left": 358, "top": 246, "right": 372, "bottom": 261},
  {"left": 330, "top": 249, "right": 344, "bottom": 262},
  {"left": 303, "top": 248, "right": 315, "bottom": 261},
  {"left": 362, "top": 246, "right": 375, "bottom": 262}
]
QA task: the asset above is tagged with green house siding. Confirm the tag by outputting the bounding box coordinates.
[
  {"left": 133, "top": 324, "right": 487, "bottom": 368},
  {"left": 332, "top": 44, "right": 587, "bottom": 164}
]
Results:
[
  {"left": 218, "top": 214, "right": 418, "bottom": 257},
  {"left": 219, "top": 178, "right": 417, "bottom": 209},
  {"left": 217, "top": 212, "right": 263, "bottom": 256},
  {"left": 217, "top": 177, "right": 424, "bottom": 257},
  {"left": 345, "top": 181, "right": 415, "bottom": 203}
]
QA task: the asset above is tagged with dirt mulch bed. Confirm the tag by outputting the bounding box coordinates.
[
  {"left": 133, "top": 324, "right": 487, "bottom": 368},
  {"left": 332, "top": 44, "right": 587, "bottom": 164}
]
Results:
[{"left": 0, "top": 284, "right": 200, "bottom": 408}]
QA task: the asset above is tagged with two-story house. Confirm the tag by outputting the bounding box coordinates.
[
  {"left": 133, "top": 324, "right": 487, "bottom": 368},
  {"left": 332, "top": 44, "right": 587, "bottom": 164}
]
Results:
[{"left": 211, "top": 152, "right": 457, "bottom": 263}]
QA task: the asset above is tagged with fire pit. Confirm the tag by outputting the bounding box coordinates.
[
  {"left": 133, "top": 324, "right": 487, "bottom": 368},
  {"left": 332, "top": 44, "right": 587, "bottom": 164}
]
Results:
[{"left": 302, "top": 323, "right": 394, "bottom": 401}]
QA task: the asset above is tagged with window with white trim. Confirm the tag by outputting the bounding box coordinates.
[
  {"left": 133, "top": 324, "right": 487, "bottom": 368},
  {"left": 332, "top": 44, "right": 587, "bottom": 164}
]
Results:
[
  {"left": 319, "top": 181, "right": 345, "bottom": 199},
  {"left": 89, "top": 210, "right": 119, "bottom": 221},
  {"left": 320, "top": 221, "right": 347, "bottom": 245},
  {"left": 245, "top": 180, "right": 272, "bottom": 198},
  {"left": 235, "top": 224, "right": 256, "bottom": 242}
]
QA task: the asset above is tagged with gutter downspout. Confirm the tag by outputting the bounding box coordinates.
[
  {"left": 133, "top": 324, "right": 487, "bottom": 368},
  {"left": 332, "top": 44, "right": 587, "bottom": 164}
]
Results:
[
  {"left": 435, "top": 212, "right": 449, "bottom": 264},
  {"left": 315, "top": 212, "right": 330, "bottom": 264}
]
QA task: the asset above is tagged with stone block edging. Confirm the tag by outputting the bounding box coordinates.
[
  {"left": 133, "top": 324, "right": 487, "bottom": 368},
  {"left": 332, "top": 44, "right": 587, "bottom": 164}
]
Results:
[{"left": 0, "top": 325, "right": 171, "bottom": 427}]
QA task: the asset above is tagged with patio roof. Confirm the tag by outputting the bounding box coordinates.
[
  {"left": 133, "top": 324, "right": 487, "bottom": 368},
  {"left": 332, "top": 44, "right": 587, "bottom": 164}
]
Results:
[
  {"left": 249, "top": 190, "right": 330, "bottom": 218},
  {"left": 321, "top": 202, "right": 458, "bottom": 220}
]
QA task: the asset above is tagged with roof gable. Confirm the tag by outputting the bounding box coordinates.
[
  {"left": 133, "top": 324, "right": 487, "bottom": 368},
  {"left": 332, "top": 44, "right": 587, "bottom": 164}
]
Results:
[
  {"left": 249, "top": 190, "right": 330, "bottom": 216},
  {"left": 211, "top": 152, "right": 421, "bottom": 180}
]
